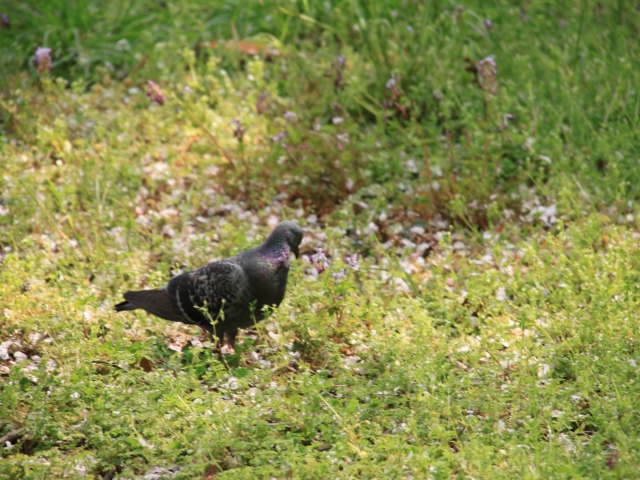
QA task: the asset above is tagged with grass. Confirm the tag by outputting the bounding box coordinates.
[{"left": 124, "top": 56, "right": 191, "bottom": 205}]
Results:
[{"left": 1, "top": 0, "right": 640, "bottom": 478}]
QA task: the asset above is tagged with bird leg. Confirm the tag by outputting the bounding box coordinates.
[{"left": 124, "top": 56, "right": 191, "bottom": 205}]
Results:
[{"left": 220, "top": 330, "right": 237, "bottom": 355}]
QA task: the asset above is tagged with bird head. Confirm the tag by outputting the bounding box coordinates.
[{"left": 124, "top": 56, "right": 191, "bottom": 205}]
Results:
[{"left": 273, "top": 220, "right": 304, "bottom": 258}]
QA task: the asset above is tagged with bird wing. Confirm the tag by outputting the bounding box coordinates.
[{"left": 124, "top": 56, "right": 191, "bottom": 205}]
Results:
[{"left": 167, "top": 259, "right": 252, "bottom": 330}]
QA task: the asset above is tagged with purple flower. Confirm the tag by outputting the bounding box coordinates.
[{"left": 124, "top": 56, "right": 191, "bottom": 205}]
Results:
[
  {"left": 146, "top": 81, "right": 165, "bottom": 106},
  {"left": 0, "top": 13, "right": 9, "bottom": 29},
  {"left": 483, "top": 19, "right": 493, "bottom": 32},
  {"left": 502, "top": 113, "right": 514, "bottom": 130},
  {"left": 306, "top": 247, "right": 330, "bottom": 274},
  {"left": 337, "top": 132, "right": 350, "bottom": 143},
  {"left": 336, "top": 132, "right": 350, "bottom": 151},
  {"left": 478, "top": 56, "right": 496, "bottom": 75},
  {"left": 385, "top": 73, "right": 402, "bottom": 101},
  {"left": 34, "top": 47, "right": 52, "bottom": 74},
  {"left": 283, "top": 111, "right": 297, "bottom": 122},
  {"left": 345, "top": 253, "right": 360, "bottom": 271},
  {"left": 332, "top": 269, "right": 347, "bottom": 285},
  {"left": 477, "top": 55, "right": 497, "bottom": 94},
  {"left": 270, "top": 131, "right": 288, "bottom": 143},
  {"left": 327, "top": 56, "right": 346, "bottom": 92},
  {"left": 311, "top": 247, "right": 328, "bottom": 265},
  {"left": 230, "top": 119, "right": 246, "bottom": 142}
]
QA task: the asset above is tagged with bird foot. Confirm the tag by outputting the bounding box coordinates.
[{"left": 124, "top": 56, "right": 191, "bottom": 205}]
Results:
[{"left": 220, "top": 344, "right": 236, "bottom": 355}]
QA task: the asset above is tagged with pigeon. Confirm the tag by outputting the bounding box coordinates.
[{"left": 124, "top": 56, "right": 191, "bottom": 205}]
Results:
[{"left": 115, "top": 221, "right": 303, "bottom": 352}]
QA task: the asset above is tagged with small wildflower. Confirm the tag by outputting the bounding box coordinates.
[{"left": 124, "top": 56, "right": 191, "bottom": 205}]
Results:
[
  {"left": 336, "top": 132, "right": 350, "bottom": 151},
  {"left": 336, "top": 133, "right": 350, "bottom": 144},
  {"left": 477, "top": 55, "right": 497, "bottom": 94},
  {"left": 182, "top": 85, "right": 193, "bottom": 94},
  {"left": 283, "top": 111, "right": 297, "bottom": 122},
  {"left": 270, "top": 131, "right": 288, "bottom": 144},
  {"left": 256, "top": 92, "right": 269, "bottom": 114},
  {"left": 385, "top": 73, "right": 400, "bottom": 94},
  {"left": 34, "top": 47, "right": 52, "bottom": 74},
  {"left": 483, "top": 19, "right": 493, "bottom": 32},
  {"left": 383, "top": 73, "right": 410, "bottom": 117},
  {"left": 326, "top": 56, "right": 346, "bottom": 92},
  {"left": 500, "top": 113, "right": 515, "bottom": 134},
  {"left": 311, "top": 247, "right": 328, "bottom": 265},
  {"left": 345, "top": 178, "right": 355, "bottom": 191},
  {"left": 332, "top": 269, "right": 347, "bottom": 285},
  {"left": 146, "top": 81, "right": 165, "bottom": 106},
  {"left": 0, "top": 13, "right": 9, "bottom": 29},
  {"left": 312, "top": 263, "right": 326, "bottom": 274},
  {"left": 306, "top": 247, "right": 330, "bottom": 274},
  {"left": 230, "top": 119, "right": 246, "bottom": 142},
  {"left": 346, "top": 253, "right": 360, "bottom": 271}
]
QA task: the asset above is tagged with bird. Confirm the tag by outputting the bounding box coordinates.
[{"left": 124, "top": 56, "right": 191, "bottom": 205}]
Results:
[{"left": 114, "top": 221, "right": 303, "bottom": 352}]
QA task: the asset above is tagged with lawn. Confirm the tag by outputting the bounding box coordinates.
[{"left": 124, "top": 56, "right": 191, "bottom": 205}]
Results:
[{"left": 1, "top": 1, "right": 639, "bottom": 478}]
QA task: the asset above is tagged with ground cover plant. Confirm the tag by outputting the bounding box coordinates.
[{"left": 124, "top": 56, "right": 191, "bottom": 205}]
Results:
[{"left": 1, "top": 0, "right": 639, "bottom": 478}]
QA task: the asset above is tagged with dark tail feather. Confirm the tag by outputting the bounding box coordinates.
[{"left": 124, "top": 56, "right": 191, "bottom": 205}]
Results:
[
  {"left": 115, "top": 289, "right": 186, "bottom": 323},
  {"left": 115, "top": 300, "right": 137, "bottom": 312}
]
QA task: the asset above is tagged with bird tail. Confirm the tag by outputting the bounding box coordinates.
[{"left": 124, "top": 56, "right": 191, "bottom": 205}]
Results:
[
  {"left": 114, "top": 289, "right": 185, "bottom": 323},
  {"left": 114, "top": 300, "right": 137, "bottom": 312}
]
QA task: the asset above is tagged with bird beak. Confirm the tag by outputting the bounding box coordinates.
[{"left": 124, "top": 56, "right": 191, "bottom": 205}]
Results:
[{"left": 293, "top": 245, "right": 300, "bottom": 259}]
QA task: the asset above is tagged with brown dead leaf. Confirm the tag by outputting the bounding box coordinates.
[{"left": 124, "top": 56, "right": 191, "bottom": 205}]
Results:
[
  {"left": 200, "top": 40, "right": 281, "bottom": 59},
  {"left": 340, "top": 346, "right": 356, "bottom": 356},
  {"left": 139, "top": 357, "right": 153, "bottom": 373},
  {"left": 203, "top": 463, "right": 217, "bottom": 479}
]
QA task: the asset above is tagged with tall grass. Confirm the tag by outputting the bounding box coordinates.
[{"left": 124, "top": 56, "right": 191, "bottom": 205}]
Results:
[{"left": 2, "top": 1, "right": 639, "bottom": 217}]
